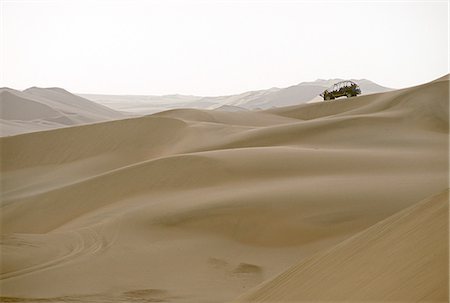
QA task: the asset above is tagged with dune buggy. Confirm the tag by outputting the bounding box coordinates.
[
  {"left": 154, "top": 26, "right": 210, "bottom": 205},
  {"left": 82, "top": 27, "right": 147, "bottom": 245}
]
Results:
[{"left": 320, "top": 81, "right": 361, "bottom": 101}]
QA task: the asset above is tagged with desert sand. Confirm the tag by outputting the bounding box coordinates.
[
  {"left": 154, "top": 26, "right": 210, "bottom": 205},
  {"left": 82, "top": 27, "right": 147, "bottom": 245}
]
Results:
[
  {"left": 0, "top": 87, "right": 124, "bottom": 136},
  {"left": 233, "top": 190, "right": 449, "bottom": 302},
  {"left": 0, "top": 75, "right": 448, "bottom": 302}
]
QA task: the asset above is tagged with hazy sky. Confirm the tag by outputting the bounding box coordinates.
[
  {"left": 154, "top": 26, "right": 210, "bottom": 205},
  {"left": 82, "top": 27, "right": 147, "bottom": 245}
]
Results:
[{"left": 1, "top": 0, "right": 448, "bottom": 95}]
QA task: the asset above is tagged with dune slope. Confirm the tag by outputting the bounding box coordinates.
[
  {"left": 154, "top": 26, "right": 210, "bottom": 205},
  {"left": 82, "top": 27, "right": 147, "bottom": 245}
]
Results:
[
  {"left": 233, "top": 190, "right": 449, "bottom": 302},
  {"left": 0, "top": 76, "right": 448, "bottom": 302}
]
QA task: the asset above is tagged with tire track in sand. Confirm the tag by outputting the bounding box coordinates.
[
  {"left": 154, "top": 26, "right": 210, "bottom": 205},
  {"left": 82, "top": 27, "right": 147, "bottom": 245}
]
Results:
[{"left": 0, "top": 224, "right": 115, "bottom": 281}]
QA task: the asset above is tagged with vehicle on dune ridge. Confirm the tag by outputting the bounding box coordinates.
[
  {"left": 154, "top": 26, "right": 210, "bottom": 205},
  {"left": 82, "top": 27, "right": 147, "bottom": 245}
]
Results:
[{"left": 320, "top": 80, "right": 361, "bottom": 101}]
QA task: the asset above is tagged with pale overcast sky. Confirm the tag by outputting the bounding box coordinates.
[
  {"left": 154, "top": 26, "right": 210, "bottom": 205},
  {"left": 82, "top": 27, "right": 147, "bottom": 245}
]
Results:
[{"left": 1, "top": 0, "right": 448, "bottom": 95}]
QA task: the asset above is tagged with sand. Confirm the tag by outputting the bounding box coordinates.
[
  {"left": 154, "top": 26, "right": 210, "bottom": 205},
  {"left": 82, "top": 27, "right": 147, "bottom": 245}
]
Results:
[
  {"left": 233, "top": 190, "right": 449, "bottom": 302},
  {"left": 0, "top": 75, "right": 448, "bottom": 302},
  {"left": 0, "top": 87, "right": 124, "bottom": 136}
]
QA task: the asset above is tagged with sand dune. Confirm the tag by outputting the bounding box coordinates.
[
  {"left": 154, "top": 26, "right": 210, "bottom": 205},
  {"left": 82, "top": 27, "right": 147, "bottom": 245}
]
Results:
[
  {"left": 233, "top": 189, "right": 449, "bottom": 302},
  {"left": 0, "top": 75, "right": 448, "bottom": 302},
  {"left": 214, "top": 105, "right": 249, "bottom": 112},
  {"left": 0, "top": 87, "right": 124, "bottom": 136}
]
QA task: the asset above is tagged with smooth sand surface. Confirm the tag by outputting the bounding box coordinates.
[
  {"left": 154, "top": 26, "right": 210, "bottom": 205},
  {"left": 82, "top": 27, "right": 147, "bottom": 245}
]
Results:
[
  {"left": 0, "top": 75, "right": 448, "bottom": 302},
  {"left": 233, "top": 190, "right": 449, "bottom": 302}
]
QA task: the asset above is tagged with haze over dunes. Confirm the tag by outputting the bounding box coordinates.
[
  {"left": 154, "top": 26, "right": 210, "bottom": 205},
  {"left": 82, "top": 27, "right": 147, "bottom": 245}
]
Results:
[
  {"left": 80, "top": 78, "right": 391, "bottom": 114},
  {"left": 0, "top": 75, "right": 448, "bottom": 302},
  {"left": 1, "top": 79, "right": 390, "bottom": 137},
  {"left": 0, "top": 87, "right": 124, "bottom": 136}
]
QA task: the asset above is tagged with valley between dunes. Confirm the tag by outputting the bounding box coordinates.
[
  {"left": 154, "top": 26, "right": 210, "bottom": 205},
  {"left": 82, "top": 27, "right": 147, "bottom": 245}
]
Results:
[{"left": 0, "top": 76, "right": 448, "bottom": 302}]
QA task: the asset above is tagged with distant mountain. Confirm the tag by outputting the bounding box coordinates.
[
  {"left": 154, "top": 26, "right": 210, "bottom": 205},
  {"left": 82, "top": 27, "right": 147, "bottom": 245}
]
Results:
[
  {"left": 79, "top": 93, "right": 203, "bottom": 115},
  {"left": 211, "top": 84, "right": 326, "bottom": 109},
  {"left": 0, "top": 87, "right": 124, "bottom": 136},
  {"left": 81, "top": 79, "right": 392, "bottom": 113}
]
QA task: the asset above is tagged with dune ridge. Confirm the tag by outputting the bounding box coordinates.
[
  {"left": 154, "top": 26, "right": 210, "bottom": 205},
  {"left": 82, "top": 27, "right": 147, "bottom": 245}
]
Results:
[{"left": 0, "top": 76, "right": 448, "bottom": 302}]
